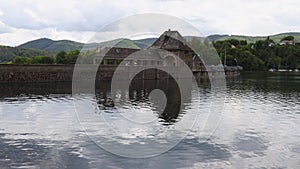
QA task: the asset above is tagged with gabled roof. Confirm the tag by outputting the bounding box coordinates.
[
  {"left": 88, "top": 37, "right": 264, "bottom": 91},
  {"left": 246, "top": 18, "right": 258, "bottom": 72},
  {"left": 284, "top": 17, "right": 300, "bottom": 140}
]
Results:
[
  {"left": 93, "top": 30, "right": 196, "bottom": 60},
  {"left": 150, "top": 29, "right": 193, "bottom": 51}
]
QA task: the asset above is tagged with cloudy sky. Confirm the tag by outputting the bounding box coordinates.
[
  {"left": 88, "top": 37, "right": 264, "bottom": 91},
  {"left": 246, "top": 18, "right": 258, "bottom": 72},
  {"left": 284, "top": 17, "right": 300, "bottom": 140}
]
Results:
[{"left": 0, "top": 0, "right": 299, "bottom": 46}]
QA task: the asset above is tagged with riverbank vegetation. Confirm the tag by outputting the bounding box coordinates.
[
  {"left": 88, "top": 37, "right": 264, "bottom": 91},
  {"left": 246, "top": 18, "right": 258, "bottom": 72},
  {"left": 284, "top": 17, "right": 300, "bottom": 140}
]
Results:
[
  {"left": 213, "top": 36, "right": 300, "bottom": 71},
  {"left": 10, "top": 50, "right": 80, "bottom": 64}
]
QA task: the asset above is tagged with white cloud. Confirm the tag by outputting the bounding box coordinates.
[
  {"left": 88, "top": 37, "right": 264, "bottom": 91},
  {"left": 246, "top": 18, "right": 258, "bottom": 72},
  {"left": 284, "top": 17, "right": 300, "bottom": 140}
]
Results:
[
  {"left": 23, "top": 8, "right": 48, "bottom": 26},
  {"left": 0, "top": 0, "right": 126, "bottom": 31},
  {"left": 0, "top": 20, "right": 11, "bottom": 34},
  {"left": 88, "top": 13, "right": 202, "bottom": 43},
  {"left": 0, "top": 0, "right": 299, "bottom": 46}
]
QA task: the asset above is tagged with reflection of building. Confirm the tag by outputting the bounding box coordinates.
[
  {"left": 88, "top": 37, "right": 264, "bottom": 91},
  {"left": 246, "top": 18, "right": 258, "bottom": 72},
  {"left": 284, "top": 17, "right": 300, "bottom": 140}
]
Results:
[
  {"left": 95, "top": 79, "right": 190, "bottom": 125},
  {"left": 93, "top": 29, "right": 205, "bottom": 72}
]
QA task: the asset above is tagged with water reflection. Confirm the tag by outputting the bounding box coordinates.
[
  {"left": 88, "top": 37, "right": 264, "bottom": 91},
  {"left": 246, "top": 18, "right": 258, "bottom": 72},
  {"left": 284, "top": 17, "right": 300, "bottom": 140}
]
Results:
[
  {"left": 83, "top": 138, "right": 231, "bottom": 169},
  {"left": 0, "top": 133, "right": 48, "bottom": 168},
  {"left": 0, "top": 80, "right": 194, "bottom": 126},
  {"left": 233, "top": 132, "right": 269, "bottom": 158},
  {"left": 95, "top": 79, "right": 184, "bottom": 125},
  {"left": 0, "top": 132, "right": 89, "bottom": 169},
  {"left": 0, "top": 82, "right": 72, "bottom": 98},
  {"left": 228, "top": 72, "right": 300, "bottom": 93},
  {"left": 0, "top": 72, "right": 299, "bottom": 168}
]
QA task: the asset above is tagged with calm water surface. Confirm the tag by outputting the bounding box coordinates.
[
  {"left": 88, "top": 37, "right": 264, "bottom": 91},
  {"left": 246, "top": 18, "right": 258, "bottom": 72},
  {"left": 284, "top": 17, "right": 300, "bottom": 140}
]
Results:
[{"left": 0, "top": 72, "right": 299, "bottom": 168}]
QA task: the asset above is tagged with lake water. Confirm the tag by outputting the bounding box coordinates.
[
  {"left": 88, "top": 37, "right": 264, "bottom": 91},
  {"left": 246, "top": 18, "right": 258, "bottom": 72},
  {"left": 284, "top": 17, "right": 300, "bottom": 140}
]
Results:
[{"left": 0, "top": 72, "right": 299, "bottom": 168}]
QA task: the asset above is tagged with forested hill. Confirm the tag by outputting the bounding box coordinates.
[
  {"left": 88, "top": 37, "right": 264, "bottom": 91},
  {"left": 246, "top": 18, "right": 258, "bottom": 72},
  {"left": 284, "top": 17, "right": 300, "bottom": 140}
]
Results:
[
  {"left": 0, "top": 45, "right": 53, "bottom": 63},
  {"left": 18, "top": 38, "right": 84, "bottom": 52},
  {"left": 18, "top": 38, "right": 156, "bottom": 52},
  {"left": 211, "top": 32, "right": 300, "bottom": 43},
  {"left": 16, "top": 32, "right": 300, "bottom": 52}
]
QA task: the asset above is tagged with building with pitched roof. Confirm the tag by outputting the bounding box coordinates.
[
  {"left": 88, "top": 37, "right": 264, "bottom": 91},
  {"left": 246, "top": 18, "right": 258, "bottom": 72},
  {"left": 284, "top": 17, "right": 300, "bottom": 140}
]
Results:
[{"left": 93, "top": 29, "right": 205, "bottom": 72}]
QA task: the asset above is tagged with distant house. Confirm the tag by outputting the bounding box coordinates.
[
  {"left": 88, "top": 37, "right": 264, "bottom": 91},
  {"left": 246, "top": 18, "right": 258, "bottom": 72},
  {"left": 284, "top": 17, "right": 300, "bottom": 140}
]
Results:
[
  {"left": 279, "top": 36, "right": 295, "bottom": 45},
  {"left": 279, "top": 40, "right": 295, "bottom": 45}
]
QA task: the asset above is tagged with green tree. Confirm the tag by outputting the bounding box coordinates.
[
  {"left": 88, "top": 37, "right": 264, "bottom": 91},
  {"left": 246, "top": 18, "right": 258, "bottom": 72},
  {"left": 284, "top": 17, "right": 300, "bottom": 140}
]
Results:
[
  {"left": 55, "top": 50, "right": 79, "bottom": 64},
  {"left": 228, "top": 39, "right": 239, "bottom": 46},
  {"left": 213, "top": 36, "right": 300, "bottom": 71},
  {"left": 56, "top": 51, "right": 67, "bottom": 64},
  {"left": 239, "top": 40, "right": 247, "bottom": 46},
  {"left": 31, "top": 56, "right": 54, "bottom": 64},
  {"left": 65, "top": 50, "right": 80, "bottom": 64},
  {"left": 238, "top": 51, "right": 264, "bottom": 71},
  {"left": 267, "top": 56, "right": 281, "bottom": 69},
  {"left": 12, "top": 56, "right": 32, "bottom": 64},
  {"left": 281, "top": 36, "right": 294, "bottom": 41}
]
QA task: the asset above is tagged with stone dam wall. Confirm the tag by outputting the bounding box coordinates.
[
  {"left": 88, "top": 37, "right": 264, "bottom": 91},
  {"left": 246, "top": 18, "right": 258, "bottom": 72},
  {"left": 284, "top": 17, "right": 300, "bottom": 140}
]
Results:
[{"left": 0, "top": 64, "right": 239, "bottom": 82}]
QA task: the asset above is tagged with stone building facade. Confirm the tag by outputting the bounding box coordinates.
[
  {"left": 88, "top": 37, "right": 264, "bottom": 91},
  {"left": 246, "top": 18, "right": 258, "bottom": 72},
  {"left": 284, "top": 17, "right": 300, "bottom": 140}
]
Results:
[{"left": 92, "top": 30, "right": 205, "bottom": 72}]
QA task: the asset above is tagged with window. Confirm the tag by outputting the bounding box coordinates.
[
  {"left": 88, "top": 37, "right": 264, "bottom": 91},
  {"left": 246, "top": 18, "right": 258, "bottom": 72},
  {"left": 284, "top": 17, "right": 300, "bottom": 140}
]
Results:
[
  {"left": 116, "top": 59, "right": 122, "bottom": 65},
  {"left": 107, "top": 59, "right": 114, "bottom": 65}
]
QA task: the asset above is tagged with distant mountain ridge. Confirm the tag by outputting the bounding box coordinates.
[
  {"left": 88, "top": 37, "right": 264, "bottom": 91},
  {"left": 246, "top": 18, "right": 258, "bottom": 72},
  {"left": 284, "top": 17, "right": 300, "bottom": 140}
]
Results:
[
  {"left": 0, "top": 31, "right": 297, "bottom": 63},
  {"left": 18, "top": 37, "right": 158, "bottom": 52},
  {"left": 209, "top": 32, "right": 300, "bottom": 43},
  {"left": 19, "top": 38, "right": 84, "bottom": 52},
  {"left": 18, "top": 32, "right": 300, "bottom": 52}
]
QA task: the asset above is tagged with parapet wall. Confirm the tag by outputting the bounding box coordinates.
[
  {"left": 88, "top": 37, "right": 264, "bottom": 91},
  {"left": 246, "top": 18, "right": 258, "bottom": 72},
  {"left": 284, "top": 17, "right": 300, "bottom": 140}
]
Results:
[
  {"left": 0, "top": 64, "right": 75, "bottom": 82},
  {"left": 0, "top": 64, "right": 238, "bottom": 82}
]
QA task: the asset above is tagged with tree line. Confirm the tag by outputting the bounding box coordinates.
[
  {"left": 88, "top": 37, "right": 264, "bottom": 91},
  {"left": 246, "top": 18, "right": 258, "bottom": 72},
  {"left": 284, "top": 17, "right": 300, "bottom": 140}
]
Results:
[
  {"left": 9, "top": 36, "right": 300, "bottom": 71},
  {"left": 0, "top": 45, "right": 52, "bottom": 63},
  {"left": 213, "top": 36, "right": 300, "bottom": 71},
  {"left": 12, "top": 50, "right": 80, "bottom": 64}
]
